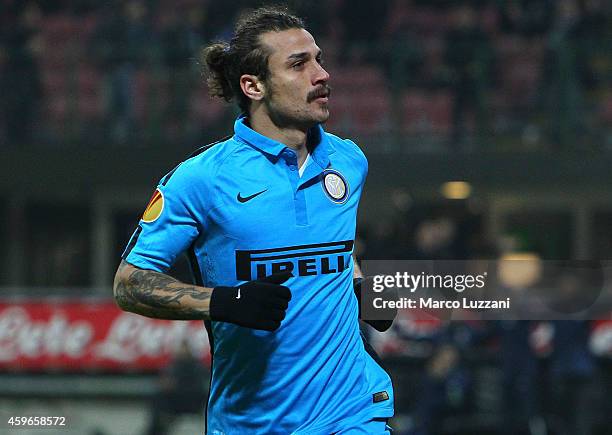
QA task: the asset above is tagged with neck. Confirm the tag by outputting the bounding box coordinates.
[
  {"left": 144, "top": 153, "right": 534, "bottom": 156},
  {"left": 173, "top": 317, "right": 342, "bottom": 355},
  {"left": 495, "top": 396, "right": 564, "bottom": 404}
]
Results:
[{"left": 249, "top": 107, "right": 310, "bottom": 164}]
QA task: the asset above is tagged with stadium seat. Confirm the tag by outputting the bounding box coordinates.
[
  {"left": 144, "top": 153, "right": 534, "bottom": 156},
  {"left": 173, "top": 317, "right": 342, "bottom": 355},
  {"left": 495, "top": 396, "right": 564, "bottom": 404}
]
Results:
[
  {"left": 327, "top": 64, "right": 386, "bottom": 92},
  {"left": 76, "top": 65, "right": 105, "bottom": 119},
  {"left": 401, "top": 90, "right": 453, "bottom": 135},
  {"left": 496, "top": 36, "right": 544, "bottom": 106},
  {"left": 42, "top": 70, "right": 69, "bottom": 95},
  {"left": 327, "top": 87, "right": 391, "bottom": 135},
  {"left": 189, "top": 87, "right": 227, "bottom": 125},
  {"left": 601, "top": 94, "right": 612, "bottom": 124}
]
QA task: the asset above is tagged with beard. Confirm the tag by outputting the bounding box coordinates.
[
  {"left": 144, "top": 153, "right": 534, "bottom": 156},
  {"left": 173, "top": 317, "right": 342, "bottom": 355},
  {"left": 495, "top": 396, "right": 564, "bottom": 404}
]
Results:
[{"left": 263, "top": 82, "right": 330, "bottom": 130}]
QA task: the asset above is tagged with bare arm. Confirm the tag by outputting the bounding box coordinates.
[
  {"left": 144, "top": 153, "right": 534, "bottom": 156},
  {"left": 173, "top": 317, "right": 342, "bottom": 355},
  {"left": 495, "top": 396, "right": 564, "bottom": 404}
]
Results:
[{"left": 113, "top": 259, "right": 213, "bottom": 320}]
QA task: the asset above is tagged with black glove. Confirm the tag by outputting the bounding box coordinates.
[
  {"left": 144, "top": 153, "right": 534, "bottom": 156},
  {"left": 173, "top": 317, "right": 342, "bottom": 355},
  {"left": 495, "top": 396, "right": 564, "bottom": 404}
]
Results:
[
  {"left": 354, "top": 277, "right": 397, "bottom": 332},
  {"left": 210, "top": 272, "right": 292, "bottom": 331}
]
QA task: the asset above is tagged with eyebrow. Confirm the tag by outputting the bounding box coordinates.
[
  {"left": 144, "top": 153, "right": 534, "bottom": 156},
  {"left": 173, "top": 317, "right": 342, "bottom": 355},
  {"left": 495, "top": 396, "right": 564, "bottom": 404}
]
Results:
[{"left": 286, "top": 50, "right": 322, "bottom": 63}]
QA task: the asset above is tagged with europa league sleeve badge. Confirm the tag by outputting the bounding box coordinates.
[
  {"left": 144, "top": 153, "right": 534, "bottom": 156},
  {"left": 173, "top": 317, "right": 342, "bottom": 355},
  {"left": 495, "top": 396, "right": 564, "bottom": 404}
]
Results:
[{"left": 142, "top": 188, "right": 165, "bottom": 223}]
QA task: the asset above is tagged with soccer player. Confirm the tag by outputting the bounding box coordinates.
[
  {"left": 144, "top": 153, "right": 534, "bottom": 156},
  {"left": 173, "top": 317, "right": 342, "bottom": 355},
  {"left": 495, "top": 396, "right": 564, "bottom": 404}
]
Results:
[{"left": 113, "top": 6, "right": 394, "bottom": 434}]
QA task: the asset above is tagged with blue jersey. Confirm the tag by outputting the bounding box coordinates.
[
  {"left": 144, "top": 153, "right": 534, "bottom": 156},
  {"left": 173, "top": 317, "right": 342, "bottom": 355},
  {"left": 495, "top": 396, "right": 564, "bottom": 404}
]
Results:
[{"left": 123, "top": 116, "right": 394, "bottom": 434}]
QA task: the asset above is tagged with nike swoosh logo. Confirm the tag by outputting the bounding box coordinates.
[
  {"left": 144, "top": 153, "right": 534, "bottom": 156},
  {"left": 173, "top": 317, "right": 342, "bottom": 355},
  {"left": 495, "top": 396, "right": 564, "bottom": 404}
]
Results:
[
  {"left": 237, "top": 189, "right": 268, "bottom": 203},
  {"left": 236, "top": 288, "right": 241, "bottom": 299}
]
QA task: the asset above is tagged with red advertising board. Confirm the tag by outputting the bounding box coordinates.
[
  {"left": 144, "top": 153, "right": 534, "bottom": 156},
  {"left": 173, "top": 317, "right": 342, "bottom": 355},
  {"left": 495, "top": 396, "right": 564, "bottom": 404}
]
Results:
[
  {"left": 2, "top": 301, "right": 611, "bottom": 372},
  {"left": 0, "top": 301, "right": 210, "bottom": 371}
]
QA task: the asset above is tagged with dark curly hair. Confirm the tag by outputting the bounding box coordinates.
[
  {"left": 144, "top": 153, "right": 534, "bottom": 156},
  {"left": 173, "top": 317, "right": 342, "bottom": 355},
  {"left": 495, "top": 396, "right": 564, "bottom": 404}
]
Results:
[{"left": 200, "top": 6, "right": 305, "bottom": 113}]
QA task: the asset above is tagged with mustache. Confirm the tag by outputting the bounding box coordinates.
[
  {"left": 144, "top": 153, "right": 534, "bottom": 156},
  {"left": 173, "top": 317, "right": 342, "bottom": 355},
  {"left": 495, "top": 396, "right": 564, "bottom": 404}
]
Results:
[{"left": 307, "top": 85, "right": 332, "bottom": 102}]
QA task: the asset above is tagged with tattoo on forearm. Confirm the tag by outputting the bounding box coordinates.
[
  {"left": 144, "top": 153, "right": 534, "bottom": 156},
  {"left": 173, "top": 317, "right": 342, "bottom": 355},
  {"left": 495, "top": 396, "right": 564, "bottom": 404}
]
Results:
[{"left": 114, "top": 261, "right": 211, "bottom": 320}]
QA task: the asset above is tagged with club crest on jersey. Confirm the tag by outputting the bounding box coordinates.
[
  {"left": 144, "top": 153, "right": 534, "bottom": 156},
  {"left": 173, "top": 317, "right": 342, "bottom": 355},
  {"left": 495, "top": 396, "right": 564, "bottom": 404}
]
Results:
[
  {"left": 322, "top": 169, "right": 349, "bottom": 204},
  {"left": 142, "top": 188, "right": 164, "bottom": 223}
]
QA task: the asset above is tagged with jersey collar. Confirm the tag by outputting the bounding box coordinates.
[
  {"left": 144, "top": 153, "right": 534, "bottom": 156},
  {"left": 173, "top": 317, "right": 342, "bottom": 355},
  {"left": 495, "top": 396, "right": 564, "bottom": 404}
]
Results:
[{"left": 234, "top": 116, "right": 335, "bottom": 168}]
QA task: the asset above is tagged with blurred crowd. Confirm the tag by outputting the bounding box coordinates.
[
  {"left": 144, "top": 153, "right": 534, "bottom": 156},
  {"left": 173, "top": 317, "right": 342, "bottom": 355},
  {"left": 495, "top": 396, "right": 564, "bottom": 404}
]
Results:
[
  {"left": 352, "top": 194, "right": 612, "bottom": 435},
  {"left": 374, "top": 315, "right": 611, "bottom": 435},
  {"left": 0, "top": 0, "right": 611, "bottom": 149}
]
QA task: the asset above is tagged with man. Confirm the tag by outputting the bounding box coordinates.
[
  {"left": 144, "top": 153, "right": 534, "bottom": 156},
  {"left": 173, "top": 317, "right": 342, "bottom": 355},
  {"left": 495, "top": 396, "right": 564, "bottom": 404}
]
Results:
[{"left": 114, "top": 7, "right": 394, "bottom": 434}]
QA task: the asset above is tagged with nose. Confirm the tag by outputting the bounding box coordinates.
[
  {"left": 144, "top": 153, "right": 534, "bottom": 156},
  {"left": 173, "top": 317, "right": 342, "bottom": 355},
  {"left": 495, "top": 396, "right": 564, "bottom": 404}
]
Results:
[{"left": 313, "top": 63, "right": 330, "bottom": 85}]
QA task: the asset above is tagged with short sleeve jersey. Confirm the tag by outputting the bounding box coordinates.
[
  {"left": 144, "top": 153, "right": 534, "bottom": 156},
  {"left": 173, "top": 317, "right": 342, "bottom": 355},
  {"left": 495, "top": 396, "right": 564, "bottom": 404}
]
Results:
[{"left": 123, "top": 116, "right": 394, "bottom": 434}]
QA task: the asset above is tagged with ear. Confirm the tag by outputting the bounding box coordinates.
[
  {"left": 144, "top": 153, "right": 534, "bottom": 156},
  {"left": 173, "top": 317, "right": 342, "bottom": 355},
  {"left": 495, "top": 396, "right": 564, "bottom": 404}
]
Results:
[{"left": 239, "top": 74, "right": 265, "bottom": 103}]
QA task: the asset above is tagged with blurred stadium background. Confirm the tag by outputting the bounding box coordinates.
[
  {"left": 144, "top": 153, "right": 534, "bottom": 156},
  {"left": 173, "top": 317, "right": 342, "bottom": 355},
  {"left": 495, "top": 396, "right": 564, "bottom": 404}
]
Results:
[{"left": 1, "top": 0, "right": 612, "bottom": 434}]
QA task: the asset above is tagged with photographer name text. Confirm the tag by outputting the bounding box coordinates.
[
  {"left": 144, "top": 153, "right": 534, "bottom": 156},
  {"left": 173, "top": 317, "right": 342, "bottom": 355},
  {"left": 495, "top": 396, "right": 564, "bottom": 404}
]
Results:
[{"left": 373, "top": 297, "right": 511, "bottom": 310}]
